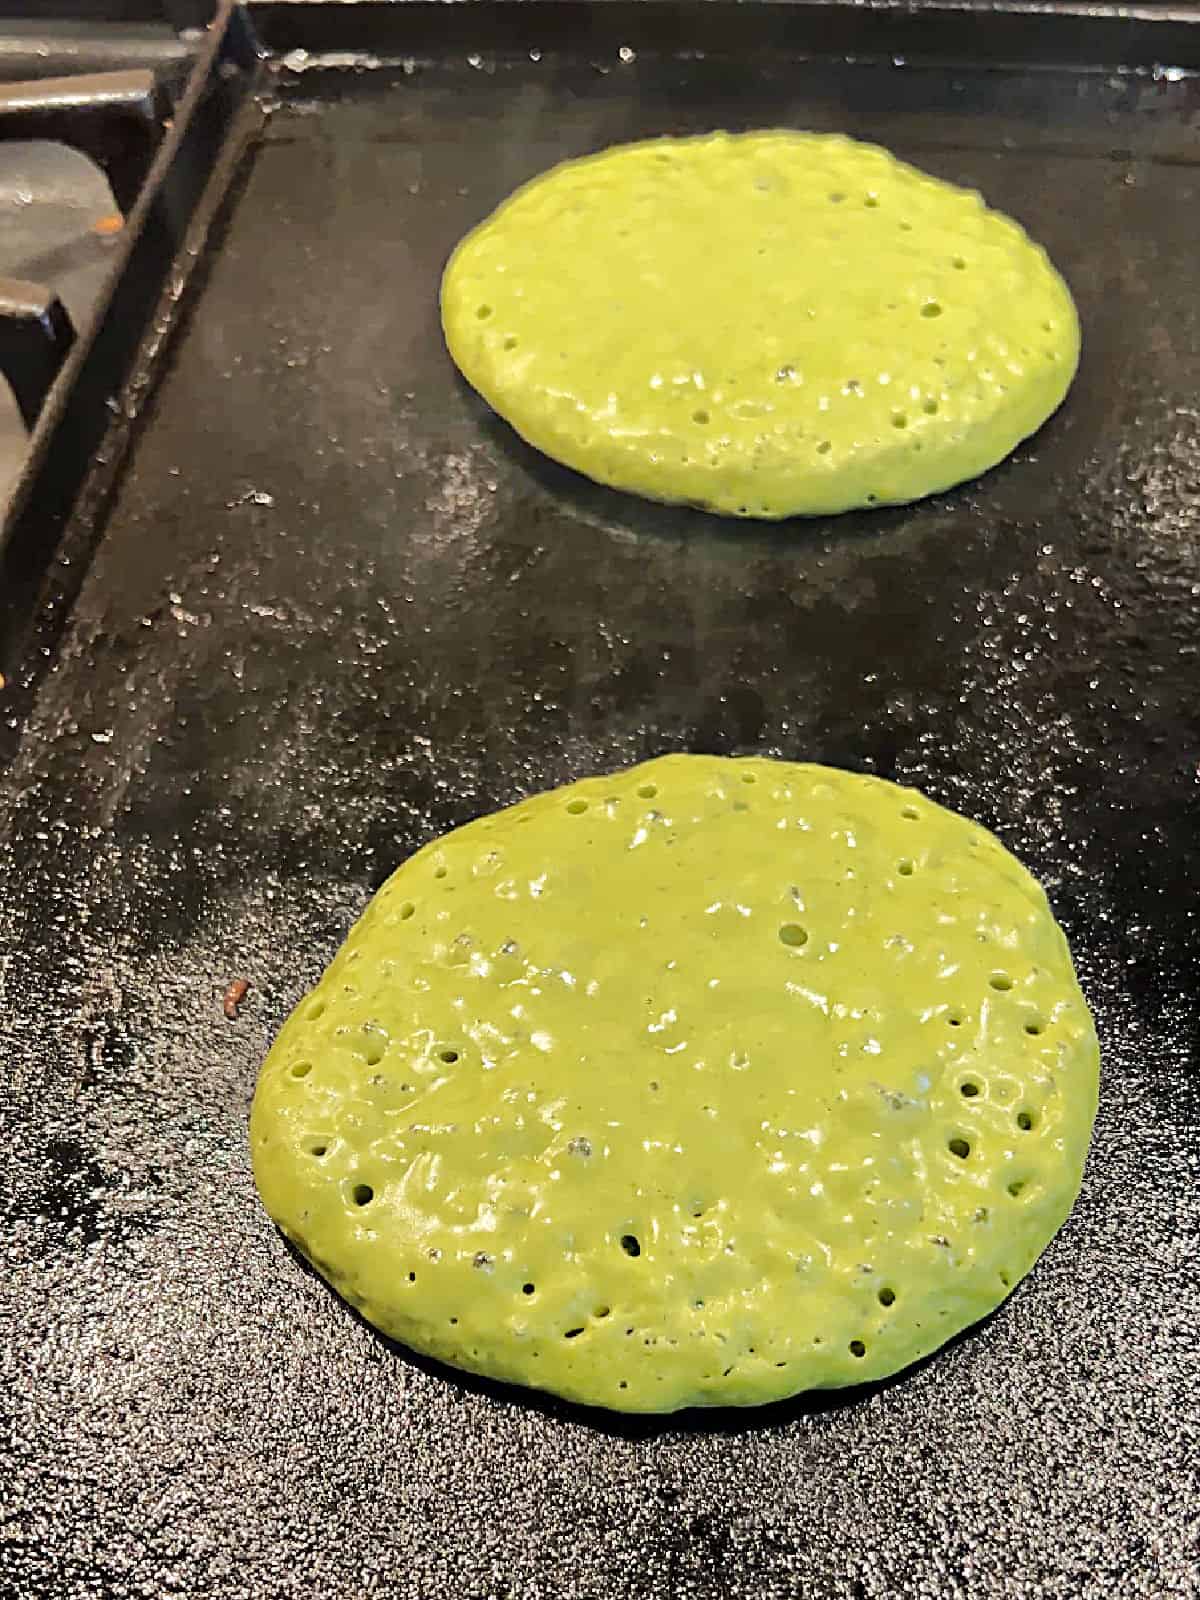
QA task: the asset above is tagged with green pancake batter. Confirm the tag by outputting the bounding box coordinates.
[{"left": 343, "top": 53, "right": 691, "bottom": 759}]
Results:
[
  {"left": 250, "top": 756, "right": 1099, "bottom": 1413},
  {"left": 441, "top": 131, "right": 1080, "bottom": 518}
]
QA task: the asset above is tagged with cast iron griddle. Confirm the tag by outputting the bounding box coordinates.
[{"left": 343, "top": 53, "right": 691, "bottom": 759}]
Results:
[{"left": 2, "top": 5, "right": 1199, "bottom": 1595}]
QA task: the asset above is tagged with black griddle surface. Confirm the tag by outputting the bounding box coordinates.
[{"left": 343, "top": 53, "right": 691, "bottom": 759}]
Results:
[{"left": 2, "top": 22, "right": 1199, "bottom": 1599}]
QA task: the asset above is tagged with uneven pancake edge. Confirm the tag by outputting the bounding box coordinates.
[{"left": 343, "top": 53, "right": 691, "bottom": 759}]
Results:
[{"left": 250, "top": 755, "right": 1100, "bottom": 1413}]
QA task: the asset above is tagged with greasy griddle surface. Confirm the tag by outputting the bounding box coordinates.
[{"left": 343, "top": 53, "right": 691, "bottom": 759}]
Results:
[{"left": 3, "top": 44, "right": 1199, "bottom": 1600}]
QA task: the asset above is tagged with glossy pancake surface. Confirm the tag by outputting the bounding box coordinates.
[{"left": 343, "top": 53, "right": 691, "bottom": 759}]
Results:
[
  {"left": 441, "top": 131, "right": 1080, "bottom": 518},
  {"left": 250, "top": 755, "right": 1099, "bottom": 1413}
]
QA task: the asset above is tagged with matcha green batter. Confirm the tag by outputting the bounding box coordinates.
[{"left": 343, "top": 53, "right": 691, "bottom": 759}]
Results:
[
  {"left": 251, "top": 756, "right": 1099, "bottom": 1413},
  {"left": 441, "top": 131, "right": 1080, "bottom": 518}
]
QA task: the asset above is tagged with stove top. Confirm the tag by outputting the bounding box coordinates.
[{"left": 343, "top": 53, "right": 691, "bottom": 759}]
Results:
[
  {"left": 0, "top": 15, "right": 202, "bottom": 509},
  {"left": 2, "top": 7, "right": 1199, "bottom": 1596},
  {"left": 0, "top": 5, "right": 254, "bottom": 696}
]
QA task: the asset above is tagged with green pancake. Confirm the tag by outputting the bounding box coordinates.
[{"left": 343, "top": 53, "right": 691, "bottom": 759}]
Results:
[
  {"left": 441, "top": 131, "right": 1080, "bottom": 518},
  {"left": 251, "top": 756, "right": 1099, "bottom": 1413}
]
